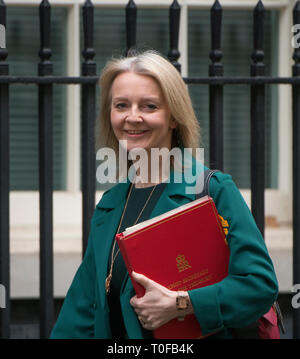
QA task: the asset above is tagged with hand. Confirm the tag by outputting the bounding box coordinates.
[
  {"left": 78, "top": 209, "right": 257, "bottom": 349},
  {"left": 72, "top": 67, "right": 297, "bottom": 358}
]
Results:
[{"left": 129, "top": 271, "right": 178, "bottom": 331}]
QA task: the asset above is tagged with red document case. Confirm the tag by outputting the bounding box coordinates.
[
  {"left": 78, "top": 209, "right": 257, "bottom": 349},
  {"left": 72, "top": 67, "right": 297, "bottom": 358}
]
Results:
[{"left": 116, "top": 195, "right": 230, "bottom": 339}]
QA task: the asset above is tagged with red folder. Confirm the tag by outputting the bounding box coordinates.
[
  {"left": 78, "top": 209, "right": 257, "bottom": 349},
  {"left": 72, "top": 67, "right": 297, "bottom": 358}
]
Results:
[{"left": 116, "top": 195, "right": 230, "bottom": 339}]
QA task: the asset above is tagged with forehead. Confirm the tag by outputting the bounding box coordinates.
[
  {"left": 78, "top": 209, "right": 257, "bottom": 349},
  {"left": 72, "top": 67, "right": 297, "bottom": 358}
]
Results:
[{"left": 111, "top": 72, "right": 163, "bottom": 98}]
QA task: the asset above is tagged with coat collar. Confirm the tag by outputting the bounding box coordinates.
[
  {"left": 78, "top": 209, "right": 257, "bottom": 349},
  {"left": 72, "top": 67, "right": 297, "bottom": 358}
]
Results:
[
  {"left": 95, "top": 166, "right": 205, "bottom": 211},
  {"left": 96, "top": 181, "right": 131, "bottom": 210}
]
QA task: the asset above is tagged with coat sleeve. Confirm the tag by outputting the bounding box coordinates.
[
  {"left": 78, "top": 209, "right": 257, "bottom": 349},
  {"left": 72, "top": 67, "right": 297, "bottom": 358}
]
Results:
[
  {"left": 50, "top": 233, "right": 96, "bottom": 339},
  {"left": 188, "top": 172, "right": 279, "bottom": 336}
]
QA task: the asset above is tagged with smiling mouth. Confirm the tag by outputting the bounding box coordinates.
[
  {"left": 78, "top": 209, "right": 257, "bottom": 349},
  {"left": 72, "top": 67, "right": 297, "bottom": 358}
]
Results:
[{"left": 125, "top": 130, "right": 148, "bottom": 135}]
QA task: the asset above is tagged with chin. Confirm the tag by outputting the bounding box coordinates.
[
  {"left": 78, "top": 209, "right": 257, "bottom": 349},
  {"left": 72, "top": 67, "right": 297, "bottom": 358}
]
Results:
[
  {"left": 125, "top": 140, "right": 149, "bottom": 151},
  {"left": 127, "top": 146, "right": 150, "bottom": 154}
]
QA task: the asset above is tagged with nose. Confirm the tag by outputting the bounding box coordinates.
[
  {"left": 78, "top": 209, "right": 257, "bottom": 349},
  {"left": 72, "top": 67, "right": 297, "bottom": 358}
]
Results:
[{"left": 126, "top": 106, "right": 143, "bottom": 123}]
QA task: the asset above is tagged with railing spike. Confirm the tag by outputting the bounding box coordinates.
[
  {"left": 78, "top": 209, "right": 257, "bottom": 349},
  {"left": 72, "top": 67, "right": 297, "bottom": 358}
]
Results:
[
  {"left": 251, "top": 0, "right": 265, "bottom": 76},
  {"left": 39, "top": 0, "right": 52, "bottom": 69},
  {"left": 211, "top": 0, "right": 222, "bottom": 11},
  {"left": 82, "top": 0, "right": 96, "bottom": 65},
  {"left": 125, "top": 0, "right": 137, "bottom": 55},
  {"left": 209, "top": 0, "right": 223, "bottom": 72},
  {"left": 168, "top": 0, "right": 181, "bottom": 72}
]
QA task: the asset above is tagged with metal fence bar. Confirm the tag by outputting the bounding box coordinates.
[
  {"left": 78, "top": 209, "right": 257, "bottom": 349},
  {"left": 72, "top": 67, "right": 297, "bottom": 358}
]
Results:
[
  {"left": 38, "top": 0, "right": 54, "bottom": 339},
  {"left": 0, "top": 0, "right": 10, "bottom": 340},
  {"left": 4, "top": 75, "right": 300, "bottom": 85},
  {"left": 209, "top": 0, "right": 224, "bottom": 171},
  {"left": 81, "top": 0, "right": 96, "bottom": 257},
  {"left": 184, "top": 76, "right": 300, "bottom": 85},
  {"left": 168, "top": 0, "right": 181, "bottom": 73},
  {"left": 292, "top": 0, "right": 300, "bottom": 340},
  {"left": 250, "top": 0, "right": 265, "bottom": 237},
  {"left": 126, "top": 0, "right": 137, "bottom": 54}
]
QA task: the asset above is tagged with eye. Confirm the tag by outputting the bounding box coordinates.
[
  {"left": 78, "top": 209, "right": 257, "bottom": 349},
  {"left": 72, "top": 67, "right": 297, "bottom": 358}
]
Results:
[
  {"left": 114, "top": 102, "right": 127, "bottom": 110},
  {"left": 145, "top": 103, "right": 158, "bottom": 111}
]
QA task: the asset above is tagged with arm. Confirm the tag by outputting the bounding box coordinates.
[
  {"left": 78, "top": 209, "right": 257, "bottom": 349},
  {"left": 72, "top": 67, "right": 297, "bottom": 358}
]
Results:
[{"left": 188, "top": 172, "right": 279, "bottom": 336}]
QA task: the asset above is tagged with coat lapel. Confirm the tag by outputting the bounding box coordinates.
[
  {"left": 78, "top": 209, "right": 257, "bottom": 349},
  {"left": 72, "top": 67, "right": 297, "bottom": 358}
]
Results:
[{"left": 91, "top": 181, "right": 131, "bottom": 309}]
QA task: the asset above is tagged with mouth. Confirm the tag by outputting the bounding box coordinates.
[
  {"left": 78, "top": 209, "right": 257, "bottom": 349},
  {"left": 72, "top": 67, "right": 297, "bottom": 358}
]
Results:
[{"left": 124, "top": 129, "right": 149, "bottom": 137}]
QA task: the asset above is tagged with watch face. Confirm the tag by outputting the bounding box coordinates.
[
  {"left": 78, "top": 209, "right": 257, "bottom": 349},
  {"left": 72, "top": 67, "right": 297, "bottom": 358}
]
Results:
[{"left": 177, "top": 296, "right": 188, "bottom": 309}]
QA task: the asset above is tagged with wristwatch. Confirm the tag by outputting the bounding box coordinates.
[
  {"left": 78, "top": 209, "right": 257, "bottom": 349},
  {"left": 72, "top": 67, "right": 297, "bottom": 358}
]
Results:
[{"left": 176, "top": 291, "right": 190, "bottom": 321}]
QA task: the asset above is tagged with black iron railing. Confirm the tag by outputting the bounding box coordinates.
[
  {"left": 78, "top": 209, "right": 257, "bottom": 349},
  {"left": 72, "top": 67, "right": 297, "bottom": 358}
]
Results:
[
  {"left": 0, "top": 0, "right": 299, "bottom": 339},
  {"left": 38, "top": 0, "right": 54, "bottom": 338},
  {"left": 250, "top": 1, "right": 266, "bottom": 237},
  {"left": 81, "top": 0, "right": 97, "bottom": 259},
  {"left": 292, "top": 0, "right": 300, "bottom": 341},
  {"left": 0, "top": 0, "right": 9, "bottom": 341}
]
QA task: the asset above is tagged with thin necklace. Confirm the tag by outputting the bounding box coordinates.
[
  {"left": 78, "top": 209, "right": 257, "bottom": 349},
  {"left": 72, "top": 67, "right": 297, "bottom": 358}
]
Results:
[{"left": 105, "top": 182, "right": 158, "bottom": 294}]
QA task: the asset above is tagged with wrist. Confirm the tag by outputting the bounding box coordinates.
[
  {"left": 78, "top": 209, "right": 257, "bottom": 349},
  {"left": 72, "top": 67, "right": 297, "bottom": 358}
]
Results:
[{"left": 176, "top": 291, "right": 191, "bottom": 321}]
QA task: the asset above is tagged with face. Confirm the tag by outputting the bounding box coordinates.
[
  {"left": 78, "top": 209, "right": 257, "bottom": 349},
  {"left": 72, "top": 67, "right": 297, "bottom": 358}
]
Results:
[{"left": 110, "top": 72, "right": 176, "bottom": 154}]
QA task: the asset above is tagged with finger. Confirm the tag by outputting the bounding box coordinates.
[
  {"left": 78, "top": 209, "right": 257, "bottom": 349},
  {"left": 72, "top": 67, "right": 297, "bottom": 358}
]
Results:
[
  {"left": 132, "top": 305, "right": 142, "bottom": 315},
  {"left": 138, "top": 315, "right": 145, "bottom": 325},
  {"left": 131, "top": 271, "right": 153, "bottom": 289},
  {"left": 138, "top": 315, "right": 146, "bottom": 323},
  {"left": 130, "top": 295, "right": 145, "bottom": 311},
  {"left": 139, "top": 318, "right": 156, "bottom": 331},
  {"left": 130, "top": 295, "right": 140, "bottom": 308},
  {"left": 138, "top": 316, "right": 151, "bottom": 329},
  {"left": 132, "top": 271, "right": 168, "bottom": 294}
]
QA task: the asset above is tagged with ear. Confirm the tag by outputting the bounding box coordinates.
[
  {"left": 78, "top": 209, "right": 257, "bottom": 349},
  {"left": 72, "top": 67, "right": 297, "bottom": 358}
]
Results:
[{"left": 170, "top": 116, "right": 177, "bottom": 129}]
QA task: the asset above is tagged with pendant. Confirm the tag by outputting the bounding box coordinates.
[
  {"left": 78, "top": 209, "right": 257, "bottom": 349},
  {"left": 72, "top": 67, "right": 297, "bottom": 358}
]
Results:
[{"left": 105, "top": 273, "right": 112, "bottom": 294}]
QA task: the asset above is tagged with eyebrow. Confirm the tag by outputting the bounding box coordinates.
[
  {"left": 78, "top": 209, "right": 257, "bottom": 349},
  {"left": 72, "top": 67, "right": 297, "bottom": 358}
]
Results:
[{"left": 112, "top": 96, "right": 161, "bottom": 103}]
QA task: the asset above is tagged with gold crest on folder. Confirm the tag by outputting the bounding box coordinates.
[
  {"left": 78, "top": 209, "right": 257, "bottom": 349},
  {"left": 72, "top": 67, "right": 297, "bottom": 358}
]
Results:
[{"left": 176, "top": 254, "right": 191, "bottom": 272}]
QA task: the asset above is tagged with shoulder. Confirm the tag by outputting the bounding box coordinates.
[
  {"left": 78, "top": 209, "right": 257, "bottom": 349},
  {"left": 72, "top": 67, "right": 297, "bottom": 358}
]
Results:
[
  {"left": 209, "top": 171, "right": 234, "bottom": 189},
  {"left": 207, "top": 171, "right": 264, "bottom": 243},
  {"left": 96, "top": 181, "right": 129, "bottom": 209},
  {"left": 97, "top": 182, "right": 120, "bottom": 201},
  {"left": 207, "top": 170, "right": 256, "bottom": 227},
  {"left": 208, "top": 171, "right": 240, "bottom": 201}
]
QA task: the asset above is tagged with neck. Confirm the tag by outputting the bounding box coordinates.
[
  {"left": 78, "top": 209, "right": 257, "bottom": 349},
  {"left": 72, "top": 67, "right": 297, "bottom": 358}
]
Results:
[
  {"left": 130, "top": 154, "right": 170, "bottom": 188},
  {"left": 134, "top": 181, "right": 158, "bottom": 188}
]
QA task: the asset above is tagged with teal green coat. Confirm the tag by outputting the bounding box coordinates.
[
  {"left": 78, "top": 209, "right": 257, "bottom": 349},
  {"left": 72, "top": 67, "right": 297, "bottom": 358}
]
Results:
[{"left": 50, "top": 170, "right": 278, "bottom": 339}]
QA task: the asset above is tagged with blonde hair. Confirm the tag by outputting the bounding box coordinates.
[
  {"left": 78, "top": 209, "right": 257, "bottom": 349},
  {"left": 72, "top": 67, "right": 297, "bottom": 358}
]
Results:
[{"left": 98, "top": 50, "right": 201, "bottom": 156}]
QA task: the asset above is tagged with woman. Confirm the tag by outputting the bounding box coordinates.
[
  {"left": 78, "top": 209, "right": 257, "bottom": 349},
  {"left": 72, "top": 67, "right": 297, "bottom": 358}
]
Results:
[{"left": 50, "top": 50, "right": 278, "bottom": 339}]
